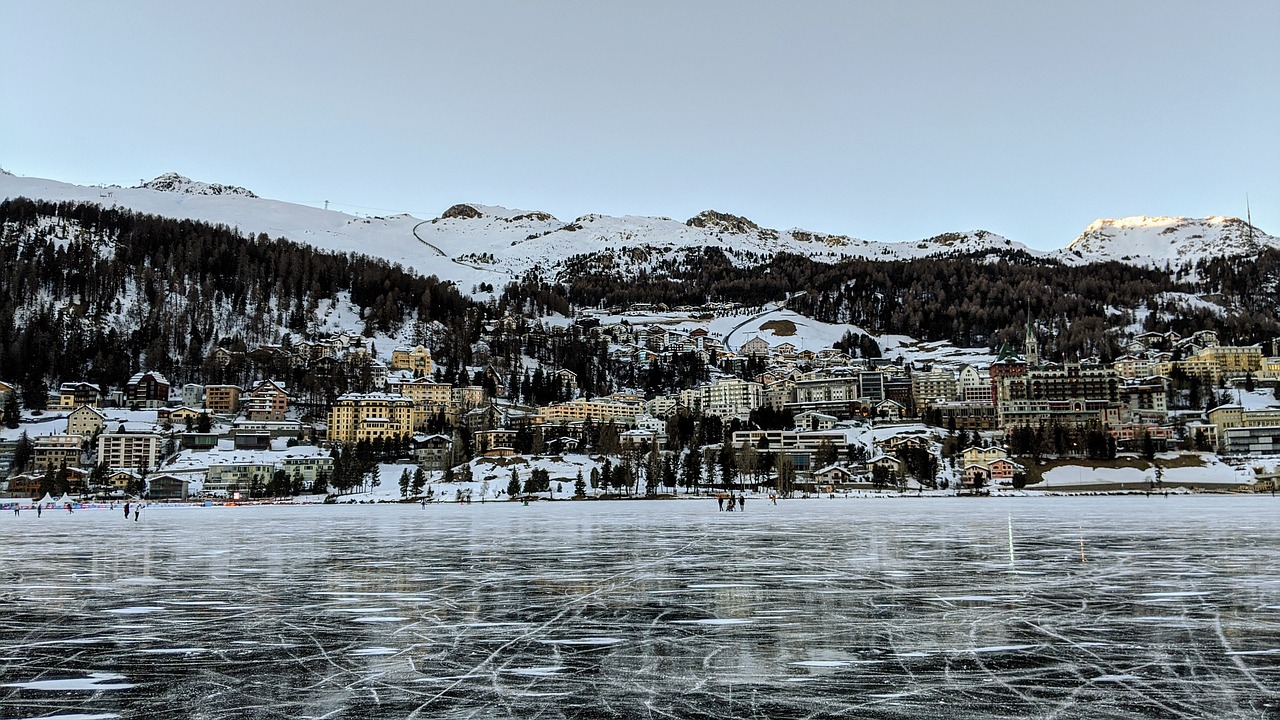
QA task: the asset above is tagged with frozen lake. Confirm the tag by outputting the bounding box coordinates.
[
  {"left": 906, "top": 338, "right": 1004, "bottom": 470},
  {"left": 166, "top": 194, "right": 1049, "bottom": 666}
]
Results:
[{"left": 1, "top": 496, "right": 1278, "bottom": 719}]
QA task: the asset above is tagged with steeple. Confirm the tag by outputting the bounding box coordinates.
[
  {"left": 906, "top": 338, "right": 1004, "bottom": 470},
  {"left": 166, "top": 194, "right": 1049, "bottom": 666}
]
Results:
[{"left": 1025, "top": 316, "right": 1039, "bottom": 367}]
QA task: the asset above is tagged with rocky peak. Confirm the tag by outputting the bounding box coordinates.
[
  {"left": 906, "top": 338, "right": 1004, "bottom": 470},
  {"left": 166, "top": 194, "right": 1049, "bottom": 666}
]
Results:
[{"left": 136, "top": 172, "right": 258, "bottom": 198}]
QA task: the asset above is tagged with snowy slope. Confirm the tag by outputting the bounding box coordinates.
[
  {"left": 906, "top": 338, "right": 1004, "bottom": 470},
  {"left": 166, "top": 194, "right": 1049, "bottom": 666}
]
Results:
[
  {"left": 3, "top": 171, "right": 1272, "bottom": 284},
  {"left": 418, "top": 205, "right": 1044, "bottom": 279},
  {"left": 0, "top": 171, "right": 1042, "bottom": 289},
  {"left": 0, "top": 172, "right": 509, "bottom": 292},
  {"left": 1055, "top": 216, "right": 1278, "bottom": 267}
]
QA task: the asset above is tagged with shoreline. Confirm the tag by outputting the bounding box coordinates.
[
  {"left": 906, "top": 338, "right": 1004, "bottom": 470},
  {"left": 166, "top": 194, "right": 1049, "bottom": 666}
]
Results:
[{"left": 3, "top": 486, "right": 1273, "bottom": 511}]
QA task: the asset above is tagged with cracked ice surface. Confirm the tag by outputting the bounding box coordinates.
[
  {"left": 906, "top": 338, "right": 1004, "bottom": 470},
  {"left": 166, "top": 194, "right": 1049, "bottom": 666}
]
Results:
[{"left": 1, "top": 496, "right": 1278, "bottom": 719}]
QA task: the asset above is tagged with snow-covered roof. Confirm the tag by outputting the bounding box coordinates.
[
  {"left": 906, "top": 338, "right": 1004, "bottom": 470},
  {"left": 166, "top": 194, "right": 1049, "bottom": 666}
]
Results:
[{"left": 127, "top": 370, "right": 170, "bottom": 386}]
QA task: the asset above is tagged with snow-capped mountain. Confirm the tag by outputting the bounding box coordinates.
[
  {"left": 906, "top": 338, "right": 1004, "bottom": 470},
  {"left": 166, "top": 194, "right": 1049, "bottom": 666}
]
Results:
[
  {"left": 134, "top": 171, "right": 258, "bottom": 198},
  {"left": 0, "top": 171, "right": 1046, "bottom": 288},
  {"left": 1, "top": 170, "right": 1272, "bottom": 289},
  {"left": 1055, "top": 216, "right": 1278, "bottom": 267}
]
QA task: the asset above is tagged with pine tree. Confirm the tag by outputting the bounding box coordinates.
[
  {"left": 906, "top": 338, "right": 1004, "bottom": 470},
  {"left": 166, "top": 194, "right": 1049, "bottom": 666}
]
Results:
[
  {"left": 574, "top": 469, "right": 586, "bottom": 497},
  {"left": 600, "top": 459, "right": 613, "bottom": 494},
  {"left": 506, "top": 468, "right": 521, "bottom": 498},
  {"left": 12, "top": 431, "right": 32, "bottom": 473},
  {"left": 411, "top": 466, "right": 427, "bottom": 495},
  {"left": 398, "top": 468, "right": 412, "bottom": 497},
  {"left": 2, "top": 392, "right": 19, "bottom": 428}
]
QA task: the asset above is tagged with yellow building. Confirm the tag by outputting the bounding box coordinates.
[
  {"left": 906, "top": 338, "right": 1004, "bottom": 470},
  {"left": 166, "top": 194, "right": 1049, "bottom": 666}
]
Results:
[
  {"left": 1256, "top": 356, "right": 1280, "bottom": 381},
  {"left": 326, "top": 393, "right": 415, "bottom": 444},
  {"left": 33, "top": 434, "right": 84, "bottom": 471},
  {"left": 58, "top": 382, "right": 102, "bottom": 409},
  {"left": 387, "top": 377, "right": 452, "bottom": 429},
  {"left": 537, "top": 398, "right": 641, "bottom": 425},
  {"left": 204, "top": 385, "right": 242, "bottom": 414},
  {"left": 1195, "top": 345, "right": 1263, "bottom": 375},
  {"left": 1161, "top": 345, "right": 1264, "bottom": 384},
  {"left": 390, "top": 345, "right": 433, "bottom": 375},
  {"left": 1209, "top": 403, "right": 1280, "bottom": 439},
  {"left": 66, "top": 405, "right": 107, "bottom": 439}
]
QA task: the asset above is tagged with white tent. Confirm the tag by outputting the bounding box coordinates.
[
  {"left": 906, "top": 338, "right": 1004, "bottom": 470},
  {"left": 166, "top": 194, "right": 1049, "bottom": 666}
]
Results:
[{"left": 37, "top": 493, "right": 54, "bottom": 505}]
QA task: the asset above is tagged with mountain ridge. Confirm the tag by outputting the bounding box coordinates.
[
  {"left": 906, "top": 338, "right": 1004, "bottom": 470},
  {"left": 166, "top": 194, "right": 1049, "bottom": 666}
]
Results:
[{"left": 1, "top": 171, "right": 1274, "bottom": 288}]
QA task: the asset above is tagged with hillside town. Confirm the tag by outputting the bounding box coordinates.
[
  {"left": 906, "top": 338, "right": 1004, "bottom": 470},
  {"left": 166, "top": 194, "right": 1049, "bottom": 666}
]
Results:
[{"left": 2, "top": 315, "right": 1279, "bottom": 504}]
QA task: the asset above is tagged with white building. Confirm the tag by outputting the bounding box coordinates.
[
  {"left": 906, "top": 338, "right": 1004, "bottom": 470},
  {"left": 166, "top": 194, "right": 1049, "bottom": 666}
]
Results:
[{"left": 97, "top": 433, "right": 163, "bottom": 472}]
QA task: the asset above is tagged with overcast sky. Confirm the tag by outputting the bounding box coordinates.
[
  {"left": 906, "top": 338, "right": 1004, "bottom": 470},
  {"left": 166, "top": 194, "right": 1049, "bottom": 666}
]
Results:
[{"left": 2, "top": 1, "right": 1277, "bottom": 249}]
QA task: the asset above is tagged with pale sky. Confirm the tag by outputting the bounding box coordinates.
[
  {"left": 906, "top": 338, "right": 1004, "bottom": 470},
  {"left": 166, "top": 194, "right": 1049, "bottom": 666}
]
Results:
[{"left": 2, "top": 1, "right": 1277, "bottom": 250}]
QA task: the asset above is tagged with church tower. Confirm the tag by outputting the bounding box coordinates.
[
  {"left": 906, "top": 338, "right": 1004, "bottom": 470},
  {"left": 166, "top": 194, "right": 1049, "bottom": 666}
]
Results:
[{"left": 1025, "top": 318, "right": 1040, "bottom": 367}]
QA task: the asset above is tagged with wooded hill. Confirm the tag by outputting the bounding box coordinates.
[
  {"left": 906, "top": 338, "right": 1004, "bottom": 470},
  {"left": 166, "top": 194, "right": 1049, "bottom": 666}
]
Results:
[
  {"left": 561, "top": 246, "right": 1280, "bottom": 360},
  {"left": 0, "top": 198, "right": 480, "bottom": 401},
  {"left": 3, "top": 197, "right": 1278, "bottom": 402}
]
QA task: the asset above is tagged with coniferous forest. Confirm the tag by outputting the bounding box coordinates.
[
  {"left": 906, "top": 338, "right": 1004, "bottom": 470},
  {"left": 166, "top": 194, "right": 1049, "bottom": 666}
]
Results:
[
  {"left": 563, "top": 246, "right": 1280, "bottom": 360},
  {"left": 0, "top": 198, "right": 479, "bottom": 401},
  {"left": 2, "top": 197, "right": 1278, "bottom": 404}
]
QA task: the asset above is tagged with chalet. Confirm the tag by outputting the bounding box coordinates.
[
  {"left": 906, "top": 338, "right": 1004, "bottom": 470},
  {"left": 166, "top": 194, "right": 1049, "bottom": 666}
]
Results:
[
  {"left": 126, "top": 371, "right": 171, "bottom": 408},
  {"left": 243, "top": 380, "right": 289, "bottom": 421},
  {"left": 5, "top": 474, "right": 41, "bottom": 498},
  {"left": 210, "top": 347, "right": 242, "bottom": 366},
  {"left": 961, "top": 464, "right": 992, "bottom": 489},
  {"left": 810, "top": 465, "right": 865, "bottom": 490},
  {"left": 464, "top": 405, "right": 505, "bottom": 433},
  {"left": 875, "top": 399, "right": 906, "bottom": 421},
  {"left": 158, "top": 406, "right": 203, "bottom": 427},
  {"left": 104, "top": 469, "right": 142, "bottom": 492},
  {"left": 773, "top": 342, "right": 799, "bottom": 359},
  {"left": 961, "top": 446, "right": 1008, "bottom": 468},
  {"left": 642, "top": 325, "right": 670, "bottom": 351},
  {"left": 988, "top": 458, "right": 1026, "bottom": 484},
  {"left": 328, "top": 331, "right": 366, "bottom": 355},
  {"left": 411, "top": 434, "right": 453, "bottom": 471},
  {"left": 868, "top": 454, "right": 904, "bottom": 481},
  {"left": 878, "top": 434, "right": 931, "bottom": 453},
  {"left": 556, "top": 369, "right": 579, "bottom": 395},
  {"left": 0, "top": 380, "right": 14, "bottom": 406},
  {"left": 58, "top": 382, "right": 102, "bottom": 409},
  {"left": 740, "top": 336, "right": 771, "bottom": 358}
]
